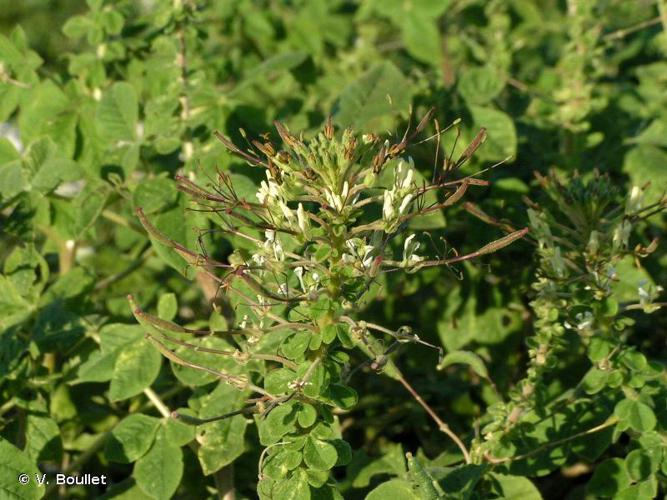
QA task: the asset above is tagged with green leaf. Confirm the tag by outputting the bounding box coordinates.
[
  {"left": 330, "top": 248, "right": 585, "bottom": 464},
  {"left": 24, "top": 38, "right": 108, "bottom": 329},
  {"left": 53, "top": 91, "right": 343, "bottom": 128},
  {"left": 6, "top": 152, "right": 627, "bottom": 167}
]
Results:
[
  {"left": 264, "top": 449, "right": 303, "bottom": 479},
  {"left": 302, "top": 363, "right": 330, "bottom": 398},
  {"left": 614, "top": 399, "right": 656, "bottom": 432},
  {"left": 349, "top": 443, "right": 406, "bottom": 488},
  {"left": 614, "top": 478, "right": 658, "bottom": 500},
  {"left": 109, "top": 340, "right": 162, "bottom": 401},
  {"left": 623, "top": 145, "right": 667, "bottom": 201},
  {"left": 303, "top": 437, "right": 338, "bottom": 471},
  {"left": 134, "top": 428, "right": 183, "bottom": 500},
  {"left": 0, "top": 160, "right": 27, "bottom": 200},
  {"left": 62, "top": 15, "right": 93, "bottom": 39},
  {"left": 335, "top": 62, "right": 412, "bottom": 132},
  {"left": 157, "top": 293, "right": 178, "bottom": 321},
  {"left": 298, "top": 403, "right": 318, "bottom": 428},
  {"left": 469, "top": 106, "right": 516, "bottom": 162},
  {"left": 440, "top": 464, "right": 487, "bottom": 497},
  {"left": 18, "top": 80, "right": 76, "bottom": 156},
  {"left": 195, "top": 383, "right": 249, "bottom": 475},
  {"left": 581, "top": 368, "right": 610, "bottom": 394},
  {"left": 271, "top": 470, "right": 311, "bottom": 500},
  {"left": 41, "top": 267, "right": 94, "bottom": 303},
  {"left": 71, "top": 181, "right": 110, "bottom": 238},
  {"left": 586, "top": 458, "right": 631, "bottom": 497},
  {"left": 0, "top": 437, "right": 45, "bottom": 499},
  {"left": 77, "top": 325, "right": 142, "bottom": 383},
  {"left": 587, "top": 338, "right": 614, "bottom": 363},
  {"left": 258, "top": 402, "right": 298, "bottom": 446},
  {"left": 96, "top": 82, "right": 138, "bottom": 143},
  {"left": 438, "top": 350, "right": 489, "bottom": 379},
  {"left": 25, "top": 138, "right": 81, "bottom": 194},
  {"left": 164, "top": 418, "right": 195, "bottom": 447},
  {"left": 332, "top": 439, "right": 352, "bottom": 467},
  {"left": 244, "top": 51, "right": 308, "bottom": 82},
  {"left": 265, "top": 368, "right": 297, "bottom": 395},
  {"left": 170, "top": 336, "right": 238, "bottom": 387},
  {"left": 438, "top": 292, "right": 518, "bottom": 350},
  {"left": 142, "top": 201, "right": 205, "bottom": 279},
  {"left": 624, "top": 449, "right": 655, "bottom": 482},
  {"left": 489, "top": 473, "right": 542, "bottom": 500},
  {"left": 77, "top": 323, "right": 161, "bottom": 400},
  {"left": 0, "top": 274, "right": 32, "bottom": 331},
  {"left": 458, "top": 66, "right": 505, "bottom": 104},
  {"left": 100, "top": 9, "right": 124, "bottom": 35},
  {"left": 0, "top": 137, "right": 20, "bottom": 164},
  {"left": 24, "top": 414, "right": 61, "bottom": 462},
  {"left": 365, "top": 479, "right": 418, "bottom": 500},
  {"left": 401, "top": 12, "right": 441, "bottom": 65},
  {"left": 105, "top": 414, "right": 161, "bottom": 463},
  {"left": 282, "top": 331, "right": 311, "bottom": 360},
  {"left": 133, "top": 177, "right": 178, "bottom": 215},
  {"left": 325, "top": 384, "right": 358, "bottom": 410}
]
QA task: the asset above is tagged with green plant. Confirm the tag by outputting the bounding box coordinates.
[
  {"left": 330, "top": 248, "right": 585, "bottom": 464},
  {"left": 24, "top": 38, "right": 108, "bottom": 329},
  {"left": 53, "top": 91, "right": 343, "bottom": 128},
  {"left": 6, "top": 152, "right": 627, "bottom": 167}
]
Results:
[
  {"left": 1, "top": 1, "right": 666, "bottom": 498},
  {"left": 472, "top": 172, "right": 666, "bottom": 498},
  {"left": 130, "top": 116, "right": 528, "bottom": 497}
]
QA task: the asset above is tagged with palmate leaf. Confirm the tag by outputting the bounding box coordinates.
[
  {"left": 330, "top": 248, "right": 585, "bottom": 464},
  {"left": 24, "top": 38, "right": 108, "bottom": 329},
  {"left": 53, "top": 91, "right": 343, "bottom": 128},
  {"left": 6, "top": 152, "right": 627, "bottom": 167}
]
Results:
[
  {"left": 96, "top": 82, "right": 138, "bottom": 143},
  {"left": 105, "top": 414, "right": 161, "bottom": 464},
  {"left": 76, "top": 324, "right": 161, "bottom": 401},
  {"left": 335, "top": 62, "right": 412, "bottom": 132},
  {"left": 0, "top": 437, "right": 45, "bottom": 499},
  {"left": 195, "top": 382, "right": 249, "bottom": 475},
  {"left": 134, "top": 427, "right": 183, "bottom": 500}
]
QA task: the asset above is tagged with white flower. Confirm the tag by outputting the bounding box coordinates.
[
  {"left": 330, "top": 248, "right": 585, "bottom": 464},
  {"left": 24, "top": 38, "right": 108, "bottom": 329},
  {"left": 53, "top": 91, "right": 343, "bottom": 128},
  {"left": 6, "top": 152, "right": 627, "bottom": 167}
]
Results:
[
  {"left": 262, "top": 230, "right": 284, "bottom": 261},
  {"left": 324, "top": 189, "right": 343, "bottom": 211},
  {"left": 294, "top": 266, "right": 306, "bottom": 291},
  {"left": 383, "top": 190, "right": 395, "bottom": 220},
  {"left": 637, "top": 280, "right": 662, "bottom": 308},
  {"left": 395, "top": 159, "right": 415, "bottom": 190},
  {"left": 345, "top": 238, "right": 375, "bottom": 270},
  {"left": 612, "top": 220, "right": 632, "bottom": 250},
  {"left": 251, "top": 253, "right": 265, "bottom": 266},
  {"left": 626, "top": 186, "right": 643, "bottom": 214},
  {"left": 297, "top": 203, "right": 311, "bottom": 238},
  {"left": 256, "top": 171, "right": 282, "bottom": 204},
  {"left": 279, "top": 201, "right": 294, "bottom": 222},
  {"left": 402, "top": 234, "right": 424, "bottom": 267},
  {"left": 398, "top": 193, "right": 413, "bottom": 215}
]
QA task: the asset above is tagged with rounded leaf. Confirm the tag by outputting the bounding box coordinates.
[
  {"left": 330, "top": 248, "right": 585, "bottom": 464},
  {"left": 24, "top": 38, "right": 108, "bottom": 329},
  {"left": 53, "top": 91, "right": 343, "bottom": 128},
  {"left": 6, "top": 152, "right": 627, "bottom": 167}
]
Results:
[
  {"left": 303, "top": 437, "right": 338, "bottom": 471},
  {"left": 614, "top": 400, "right": 656, "bottom": 432}
]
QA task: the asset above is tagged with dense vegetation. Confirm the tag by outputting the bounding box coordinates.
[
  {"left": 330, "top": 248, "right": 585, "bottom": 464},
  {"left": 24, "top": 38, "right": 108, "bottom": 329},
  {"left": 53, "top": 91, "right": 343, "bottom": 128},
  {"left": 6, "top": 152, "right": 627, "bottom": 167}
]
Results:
[{"left": 0, "top": 1, "right": 665, "bottom": 499}]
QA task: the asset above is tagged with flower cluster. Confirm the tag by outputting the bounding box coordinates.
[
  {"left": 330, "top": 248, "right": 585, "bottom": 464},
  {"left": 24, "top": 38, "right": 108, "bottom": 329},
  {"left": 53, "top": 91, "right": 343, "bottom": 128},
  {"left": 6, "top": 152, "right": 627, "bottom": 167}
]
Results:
[{"left": 135, "top": 116, "right": 529, "bottom": 495}]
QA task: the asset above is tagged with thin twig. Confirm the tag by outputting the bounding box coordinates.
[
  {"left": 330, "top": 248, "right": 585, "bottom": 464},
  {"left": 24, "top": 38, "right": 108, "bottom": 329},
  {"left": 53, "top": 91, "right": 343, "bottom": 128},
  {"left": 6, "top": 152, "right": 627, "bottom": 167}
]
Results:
[
  {"left": 602, "top": 15, "right": 662, "bottom": 41},
  {"left": 396, "top": 370, "right": 471, "bottom": 464},
  {"left": 484, "top": 417, "right": 619, "bottom": 464}
]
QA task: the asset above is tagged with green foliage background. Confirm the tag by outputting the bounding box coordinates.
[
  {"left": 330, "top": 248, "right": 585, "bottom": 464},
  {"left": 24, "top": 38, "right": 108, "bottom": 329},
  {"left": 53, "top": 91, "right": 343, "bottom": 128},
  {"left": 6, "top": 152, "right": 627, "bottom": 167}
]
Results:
[{"left": 0, "top": 0, "right": 665, "bottom": 499}]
